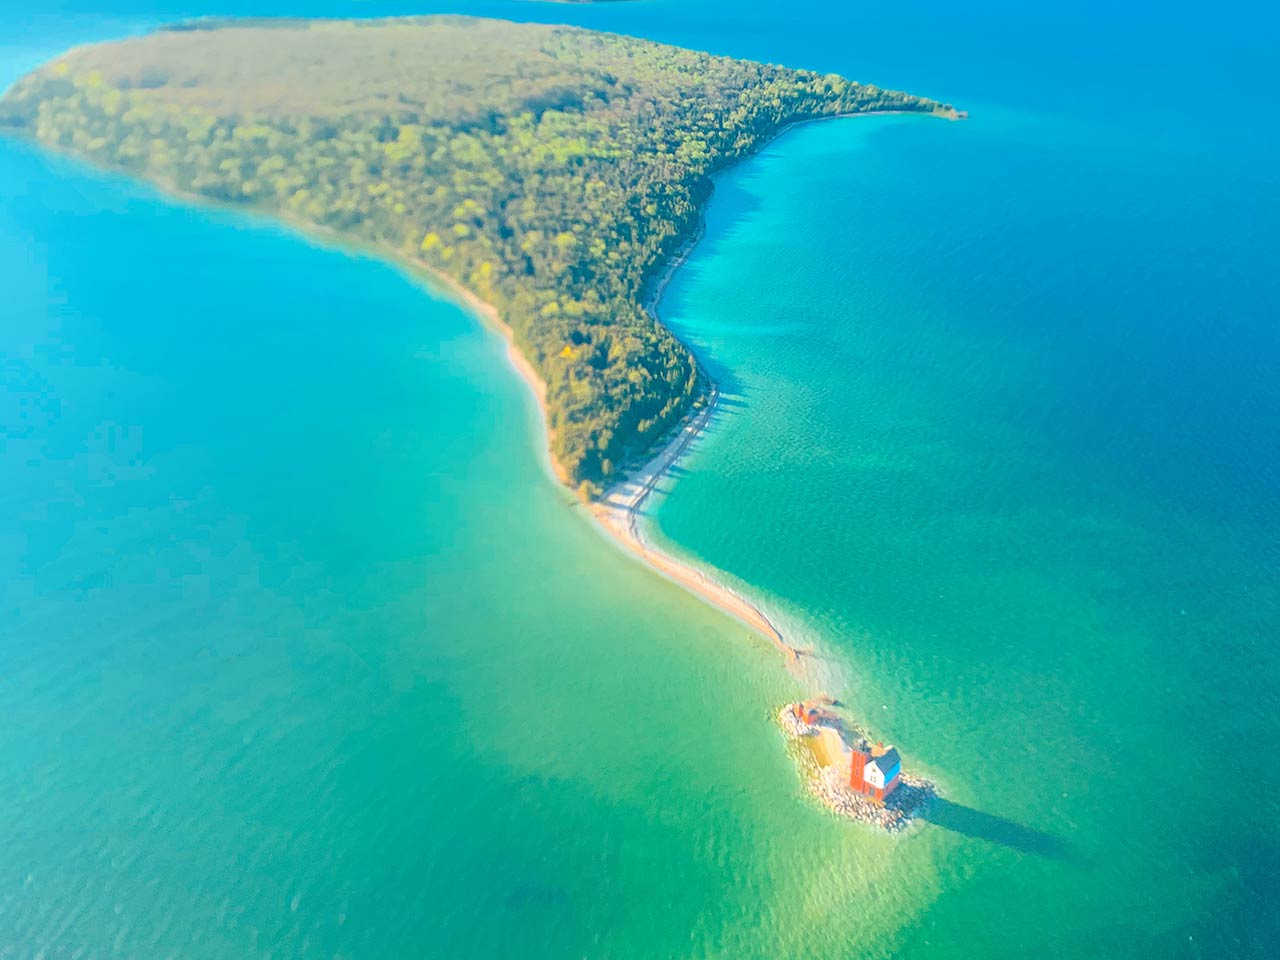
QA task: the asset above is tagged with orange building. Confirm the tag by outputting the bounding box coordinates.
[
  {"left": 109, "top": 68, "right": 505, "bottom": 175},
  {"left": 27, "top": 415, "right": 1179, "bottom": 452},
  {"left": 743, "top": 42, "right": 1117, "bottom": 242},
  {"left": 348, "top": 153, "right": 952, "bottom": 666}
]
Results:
[
  {"left": 791, "top": 701, "right": 824, "bottom": 726},
  {"left": 849, "top": 742, "right": 901, "bottom": 803}
]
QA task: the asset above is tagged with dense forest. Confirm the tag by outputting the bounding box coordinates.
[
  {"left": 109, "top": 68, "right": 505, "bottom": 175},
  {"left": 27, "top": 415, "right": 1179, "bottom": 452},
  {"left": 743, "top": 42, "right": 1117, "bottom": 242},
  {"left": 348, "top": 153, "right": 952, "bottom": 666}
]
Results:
[{"left": 0, "top": 16, "right": 955, "bottom": 492}]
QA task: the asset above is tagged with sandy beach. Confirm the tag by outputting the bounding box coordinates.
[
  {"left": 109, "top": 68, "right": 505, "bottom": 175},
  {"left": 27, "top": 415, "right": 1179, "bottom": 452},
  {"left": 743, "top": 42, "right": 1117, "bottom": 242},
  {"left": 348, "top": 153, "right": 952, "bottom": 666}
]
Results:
[{"left": 588, "top": 389, "right": 800, "bottom": 664}]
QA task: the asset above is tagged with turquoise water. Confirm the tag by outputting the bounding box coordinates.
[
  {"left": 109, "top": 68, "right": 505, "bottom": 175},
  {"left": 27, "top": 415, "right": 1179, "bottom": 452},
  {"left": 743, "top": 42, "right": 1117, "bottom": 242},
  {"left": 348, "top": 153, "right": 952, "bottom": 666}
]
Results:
[
  {"left": 653, "top": 107, "right": 1280, "bottom": 956},
  {"left": 3, "top": 2, "right": 1278, "bottom": 958}
]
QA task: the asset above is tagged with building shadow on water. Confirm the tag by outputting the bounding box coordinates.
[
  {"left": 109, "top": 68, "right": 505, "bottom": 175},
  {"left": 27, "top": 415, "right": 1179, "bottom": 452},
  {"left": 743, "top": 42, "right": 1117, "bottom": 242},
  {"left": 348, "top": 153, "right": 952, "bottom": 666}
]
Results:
[{"left": 921, "top": 798, "right": 1075, "bottom": 861}]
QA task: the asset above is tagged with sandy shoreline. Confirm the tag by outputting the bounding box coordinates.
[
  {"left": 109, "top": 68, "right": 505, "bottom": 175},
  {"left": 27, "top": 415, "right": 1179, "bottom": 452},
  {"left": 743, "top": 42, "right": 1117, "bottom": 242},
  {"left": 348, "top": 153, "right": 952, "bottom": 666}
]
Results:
[
  {"left": 407, "top": 259, "right": 568, "bottom": 486},
  {"left": 588, "top": 388, "right": 800, "bottom": 663}
]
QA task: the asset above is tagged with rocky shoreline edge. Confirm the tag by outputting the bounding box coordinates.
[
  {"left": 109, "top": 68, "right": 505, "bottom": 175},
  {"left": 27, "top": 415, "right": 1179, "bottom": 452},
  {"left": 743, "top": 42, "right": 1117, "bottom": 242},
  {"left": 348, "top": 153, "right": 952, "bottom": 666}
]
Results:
[{"left": 778, "top": 703, "right": 938, "bottom": 832}]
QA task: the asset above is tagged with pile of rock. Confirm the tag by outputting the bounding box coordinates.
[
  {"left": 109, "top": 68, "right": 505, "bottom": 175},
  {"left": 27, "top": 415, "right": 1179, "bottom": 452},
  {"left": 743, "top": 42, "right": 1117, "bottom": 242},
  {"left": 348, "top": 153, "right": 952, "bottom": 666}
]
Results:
[
  {"left": 777, "top": 702, "right": 939, "bottom": 832},
  {"left": 777, "top": 705, "right": 820, "bottom": 739},
  {"left": 883, "top": 773, "right": 938, "bottom": 822},
  {"left": 812, "top": 766, "right": 938, "bottom": 831}
]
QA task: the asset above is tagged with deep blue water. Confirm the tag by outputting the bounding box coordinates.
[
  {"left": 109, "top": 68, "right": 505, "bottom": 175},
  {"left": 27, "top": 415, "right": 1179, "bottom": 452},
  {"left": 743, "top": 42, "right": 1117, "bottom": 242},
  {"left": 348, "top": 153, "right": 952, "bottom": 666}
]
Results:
[{"left": 4, "top": 2, "right": 1278, "bottom": 957}]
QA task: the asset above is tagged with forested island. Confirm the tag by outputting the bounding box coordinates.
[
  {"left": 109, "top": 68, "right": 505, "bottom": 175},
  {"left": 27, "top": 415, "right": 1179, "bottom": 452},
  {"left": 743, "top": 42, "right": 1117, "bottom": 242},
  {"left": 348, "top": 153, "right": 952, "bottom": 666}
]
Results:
[{"left": 0, "top": 16, "right": 956, "bottom": 491}]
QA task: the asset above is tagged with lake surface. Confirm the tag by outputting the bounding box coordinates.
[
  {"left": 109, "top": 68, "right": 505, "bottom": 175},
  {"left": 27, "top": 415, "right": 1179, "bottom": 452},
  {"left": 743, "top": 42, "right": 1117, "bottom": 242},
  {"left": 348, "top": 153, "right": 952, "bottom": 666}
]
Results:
[{"left": 3, "top": 2, "right": 1277, "bottom": 958}]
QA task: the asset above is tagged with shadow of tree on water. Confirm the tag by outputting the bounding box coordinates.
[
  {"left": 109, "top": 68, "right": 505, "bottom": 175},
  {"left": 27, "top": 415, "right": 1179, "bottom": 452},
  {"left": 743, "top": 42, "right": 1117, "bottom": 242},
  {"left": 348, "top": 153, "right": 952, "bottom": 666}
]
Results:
[{"left": 921, "top": 798, "right": 1075, "bottom": 861}]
